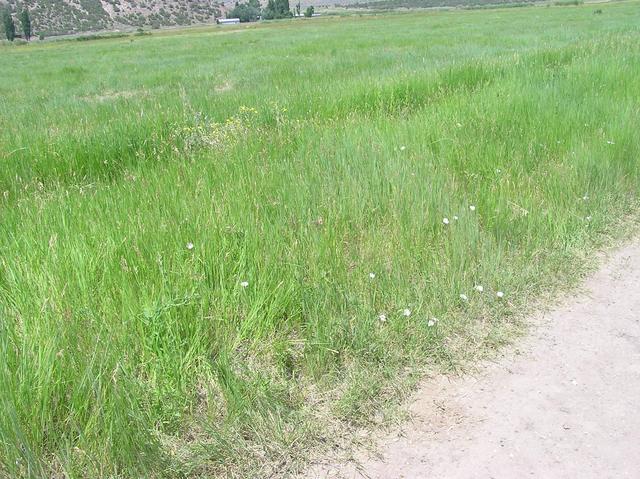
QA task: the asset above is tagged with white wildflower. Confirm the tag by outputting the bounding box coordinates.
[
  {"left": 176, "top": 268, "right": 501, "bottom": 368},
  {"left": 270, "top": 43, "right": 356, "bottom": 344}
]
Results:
[
  {"left": 379, "top": 314, "right": 387, "bottom": 322},
  {"left": 496, "top": 291, "right": 504, "bottom": 299},
  {"left": 369, "top": 272, "right": 376, "bottom": 280},
  {"left": 474, "top": 285, "right": 484, "bottom": 293},
  {"left": 443, "top": 217, "right": 450, "bottom": 225},
  {"left": 240, "top": 281, "right": 249, "bottom": 288},
  {"left": 460, "top": 294, "right": 468, "bottom": 302},
  {"left": 469, "top": 205, "right": 476, "bottom": 211},
  {"left": 453, "top": 215, "right": 459, "bottom": 221},
  {"left": 403, "top": 308, "right": 412, "bottom": 317},
  {"left": 400, "top": 146, "right": 406, "bottom": 151},
  {"left": 428, "top": 317, "right": 438, "bottom": 327},
  {"left": 186, "top": 242, "right": 194, "bottom": 250}
]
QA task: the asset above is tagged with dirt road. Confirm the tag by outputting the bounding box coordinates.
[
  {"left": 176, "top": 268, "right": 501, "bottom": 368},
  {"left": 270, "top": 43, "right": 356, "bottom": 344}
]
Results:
[{"left": 310, "top": 243, "right": 640, "bottom": 478}]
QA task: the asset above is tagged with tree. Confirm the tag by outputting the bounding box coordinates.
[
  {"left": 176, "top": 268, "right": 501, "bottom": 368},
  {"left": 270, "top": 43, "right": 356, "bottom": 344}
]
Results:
[
  {"left": 263, "top": 0, "right": 292, "bottom": 19},
  {"left": 262, "top": 0, "right": 276, "bottom": 19},
  {"left": 296, "top": 1, "right": 301, "bottom": 16},
  {"left": 227, "top": 0, "right": 260, "bottom": 22},
  {"left": 275, "top": 0, "right": 292, "bottom": 17},
  {"left": 20, "top": 9, "right": 31, "bottom": 41},
  {"left": 304, "top": 5, "right": 314, "bottom": 16},
  {"left": 2, "top": 9, "right": 16, "bottom": 42}
]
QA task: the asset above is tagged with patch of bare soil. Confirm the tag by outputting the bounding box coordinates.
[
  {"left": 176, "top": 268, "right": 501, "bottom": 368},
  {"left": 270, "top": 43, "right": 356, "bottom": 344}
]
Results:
[
  {"left": 309, "top": 242, "right": 640, "bottom": 478},
  {"left": 81, "top": 90, "right": 145, "bottom": 103}
]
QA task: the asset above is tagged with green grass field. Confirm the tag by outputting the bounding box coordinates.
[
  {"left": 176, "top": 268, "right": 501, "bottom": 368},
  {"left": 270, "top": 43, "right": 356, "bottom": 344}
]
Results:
[{"left": 1, "top": 2, "right": 640, "bottom": 477}]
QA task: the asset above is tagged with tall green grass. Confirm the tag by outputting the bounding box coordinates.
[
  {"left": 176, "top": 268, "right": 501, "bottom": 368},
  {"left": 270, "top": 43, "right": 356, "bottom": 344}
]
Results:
[{"left": 1, "top": 3, "right": 640, "bottom": 477}]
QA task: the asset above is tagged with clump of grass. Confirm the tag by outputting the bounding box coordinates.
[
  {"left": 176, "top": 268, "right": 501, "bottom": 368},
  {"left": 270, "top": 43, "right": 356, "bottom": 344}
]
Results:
[
  {"left": 75, "top": 32, "right": 129, "bottom": 41},
  {"left": 553, "top": 0, "right": 583, "bottom": 5},
  {"left": 1, "top": 2, "right": 640, "bottom": 477}
]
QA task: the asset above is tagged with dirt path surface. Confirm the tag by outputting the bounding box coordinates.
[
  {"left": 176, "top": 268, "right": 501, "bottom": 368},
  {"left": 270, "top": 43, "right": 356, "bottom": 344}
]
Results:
[{"left": 309, "top": 243, "right": 640, "bottom": 479}]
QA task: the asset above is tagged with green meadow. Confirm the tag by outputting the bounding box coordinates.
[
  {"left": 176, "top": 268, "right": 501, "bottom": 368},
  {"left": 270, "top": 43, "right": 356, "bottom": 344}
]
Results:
[{"left": 1, "top": 2, "right": 639, "bottom": 476}]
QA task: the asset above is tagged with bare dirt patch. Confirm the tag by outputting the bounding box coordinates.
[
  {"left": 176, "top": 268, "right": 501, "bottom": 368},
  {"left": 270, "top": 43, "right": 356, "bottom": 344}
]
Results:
[
  {"left": 81, "top": 90, "right": 146, "bottom": 103},
  {"left": 215, "top": 81, "right": 234, "bottom": 93},
  {"left": 309, "top": 242, "right": 640, "bottom": 478}
]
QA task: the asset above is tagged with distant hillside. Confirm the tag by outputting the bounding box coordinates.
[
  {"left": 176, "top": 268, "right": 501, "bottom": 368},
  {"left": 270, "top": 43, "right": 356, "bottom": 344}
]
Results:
[
  {"left": 0, "top": 0, "right": 222, "bottom": 36},
  {"left": 342, "top": 0, "right": 538, "bottom": 8}
]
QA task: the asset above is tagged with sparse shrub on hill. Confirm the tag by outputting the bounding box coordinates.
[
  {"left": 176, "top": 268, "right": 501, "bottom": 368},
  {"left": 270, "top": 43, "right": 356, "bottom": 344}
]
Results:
[{"left": 0, "top": 0, "right": 222, "bottom": 36}]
